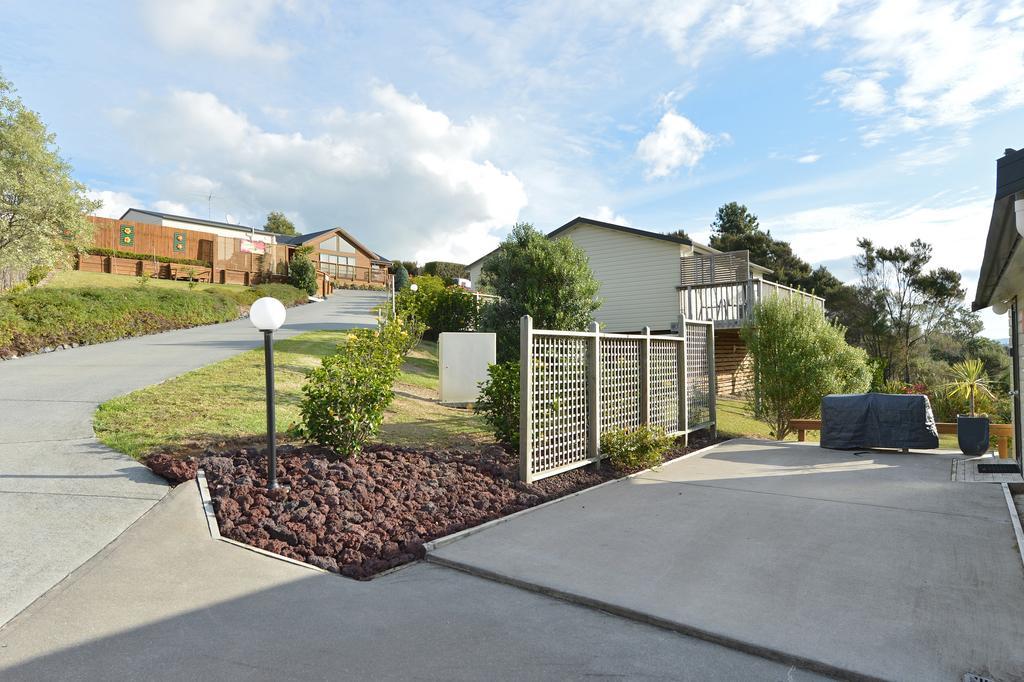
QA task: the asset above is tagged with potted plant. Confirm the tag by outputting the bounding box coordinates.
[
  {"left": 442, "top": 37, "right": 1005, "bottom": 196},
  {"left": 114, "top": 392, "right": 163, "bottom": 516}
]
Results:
[{"left": 945, "top": 358, "right": 995, "bottom": 457}]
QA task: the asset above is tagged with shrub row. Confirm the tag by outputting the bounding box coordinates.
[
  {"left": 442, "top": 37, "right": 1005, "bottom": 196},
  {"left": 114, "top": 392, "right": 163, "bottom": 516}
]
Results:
[
  {"left": 0, "top": 282, "right": 309, "bottom": 358},
  {"left": 83, "top": 247, "right": 212, "bottom": 268}
]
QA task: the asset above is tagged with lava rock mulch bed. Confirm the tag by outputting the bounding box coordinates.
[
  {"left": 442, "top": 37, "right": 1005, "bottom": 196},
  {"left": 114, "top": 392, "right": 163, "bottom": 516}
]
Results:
[{"left": 146, "top": 431, "right": 721, "bottom": 580}]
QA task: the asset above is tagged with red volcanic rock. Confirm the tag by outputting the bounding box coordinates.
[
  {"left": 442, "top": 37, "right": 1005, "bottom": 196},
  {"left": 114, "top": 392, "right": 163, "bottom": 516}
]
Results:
[{"left": 145, "top": 454, "right": 197, "bottom": 485}]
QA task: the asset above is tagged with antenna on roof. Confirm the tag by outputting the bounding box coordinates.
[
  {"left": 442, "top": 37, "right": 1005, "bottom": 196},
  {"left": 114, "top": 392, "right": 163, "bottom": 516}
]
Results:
[{"left": 207, "top": 192, "right": 215, "bottom": 219}]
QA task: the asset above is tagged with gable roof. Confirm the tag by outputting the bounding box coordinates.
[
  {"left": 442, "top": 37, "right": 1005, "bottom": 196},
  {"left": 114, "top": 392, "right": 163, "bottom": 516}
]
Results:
[
  {"left": 121, "top": 208, "right": 277, "bottom": 237},
  {"left": 466, "top": 216, "right": 771, "bottom": 274},
  {"left": 973, "top": 146, "right": 1024, "bottom": 311},
  {"left": 281, "top": 227, "right": 391, "bottom": 263}
]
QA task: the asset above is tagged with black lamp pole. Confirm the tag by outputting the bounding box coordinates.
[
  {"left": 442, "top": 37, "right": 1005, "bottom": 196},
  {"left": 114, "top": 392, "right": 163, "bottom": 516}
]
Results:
[{"left": 263, "top": 328, "right": 280, "bottom": 490}]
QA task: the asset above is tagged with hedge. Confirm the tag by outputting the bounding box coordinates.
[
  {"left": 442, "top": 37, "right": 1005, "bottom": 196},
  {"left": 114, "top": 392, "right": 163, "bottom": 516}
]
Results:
[
  {"left": 83, "top": 247, "right": 212, "bottom": 268},
  {"left": 0, "top": 282, "right": 309, "bottom": 358}
]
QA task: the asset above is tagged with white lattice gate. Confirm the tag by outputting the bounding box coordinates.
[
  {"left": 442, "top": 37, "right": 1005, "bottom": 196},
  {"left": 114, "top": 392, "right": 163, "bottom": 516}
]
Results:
[{"left": 519, "top": 316, "right": 716, "bottom": 483}]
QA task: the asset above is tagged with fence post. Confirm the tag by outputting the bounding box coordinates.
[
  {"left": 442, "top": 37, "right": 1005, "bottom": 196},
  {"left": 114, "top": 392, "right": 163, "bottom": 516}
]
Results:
[
  {"left": 707, "top": 322, "right": 717, "bottom": 438},
  {"left": 639, "top": 326, "right": 651, "bottom": 427},
  {"left": 519, "top": 315, "right": 534, "bottom": 484},
  {"left": 586, "top": 321, "right": 601, "bottom": 464},
  {"left": 678, "top": 316, "right": 688, "bottom": 446}
]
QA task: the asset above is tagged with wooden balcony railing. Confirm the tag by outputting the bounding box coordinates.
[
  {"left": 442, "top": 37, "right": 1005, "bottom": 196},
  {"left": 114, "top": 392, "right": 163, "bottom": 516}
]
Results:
[{"left": 679, "top": 279, "right": 825, "bottom": 328}]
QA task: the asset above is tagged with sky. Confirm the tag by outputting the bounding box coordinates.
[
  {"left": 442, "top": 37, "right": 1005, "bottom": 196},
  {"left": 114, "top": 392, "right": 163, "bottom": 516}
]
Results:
[{"left": 2, "top": 0, "right": 1022, "bottom": 337}]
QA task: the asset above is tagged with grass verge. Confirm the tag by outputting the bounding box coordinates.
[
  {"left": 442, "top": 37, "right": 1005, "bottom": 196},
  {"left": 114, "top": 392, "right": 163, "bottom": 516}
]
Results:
[{"left": 94, "top": 332, "right": 491, "bottom": 459}]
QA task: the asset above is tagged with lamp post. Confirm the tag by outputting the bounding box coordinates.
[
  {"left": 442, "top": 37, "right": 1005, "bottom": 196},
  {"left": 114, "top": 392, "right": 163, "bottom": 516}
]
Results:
[{"left": 250, "top": 297, "right": 287, "bottom": 490}]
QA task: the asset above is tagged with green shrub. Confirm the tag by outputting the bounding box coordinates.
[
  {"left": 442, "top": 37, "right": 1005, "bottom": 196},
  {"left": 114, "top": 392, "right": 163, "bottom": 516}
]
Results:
[
  {"left": 251, "top": 283, "right": 308, "bottom": 307},
  {"left": 288, "top": 252, "right": 318, "bottom": 296},
  {"left": 601, "top": 425, "right": 672, "bottom": 472},
  {"left": 742, "top": 296, "right": 871, "bottom": 439},
  {"left": 84, "top": 247, "right": 210, "bottom": 268},
  {"left": 397, "top": 275, "right": 477, "bottom": 339},
  {"left": 393, "top": 262, "right": 409, "bottom": 290},
  {"left": 26, "top": 265, "right": 49, "bottom": 286},
  {"left": 296, "top": 327, "right": 403, "bottom": 458},
  {"left": 0, "top": 286, "right": 238, "bottom": 356},
  {"left": 476, "top": 361, "right": 520, "bottom": 448},
  {"left": 479, "top": 223, "right": 600, "bottom": 361}
]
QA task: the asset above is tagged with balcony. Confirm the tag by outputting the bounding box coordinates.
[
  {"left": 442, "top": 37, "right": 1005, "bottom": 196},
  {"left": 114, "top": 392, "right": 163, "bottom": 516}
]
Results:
[{"left": 679, "top": 279, "right": 825, "bottom": 328}]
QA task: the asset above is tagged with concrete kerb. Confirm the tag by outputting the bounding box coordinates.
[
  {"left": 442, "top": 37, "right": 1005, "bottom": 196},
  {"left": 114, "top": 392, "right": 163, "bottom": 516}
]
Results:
[
  {"left": 424, "top": 437, "right": 733, "bottom": 553},
  {"left": 1002, "top": 482, "right": 1024, "bottom": 570}
]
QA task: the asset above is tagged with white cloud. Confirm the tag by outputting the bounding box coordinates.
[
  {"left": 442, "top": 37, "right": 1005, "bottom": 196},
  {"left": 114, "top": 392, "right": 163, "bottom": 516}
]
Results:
[
  {"left": 824, "top": 0, "right": 1024, "bottom": 141},
  {"left": 86, "top": 190, "right": 140, "bottom": 218},
  {"left": 114, "top": 85, "right": 527, "bottom": 263},
  {"left": 140, "top": 0, "right": 294, "bottom": 60},
  {"left": 642, "top": 0, "right": 844, "bottom": 65},
  {"left": 797, "top": 153, "right": 822, "bottom": 164},
  {"left": 592, "top": 206, "right": 631, "bottom": 225},
  {"left": 636, "top": 110, "right": 716, "bottom": 179}
]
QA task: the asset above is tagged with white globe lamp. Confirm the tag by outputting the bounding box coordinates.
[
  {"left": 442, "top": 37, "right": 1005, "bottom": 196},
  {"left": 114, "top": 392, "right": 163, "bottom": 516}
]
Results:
[
  {"left": 993, "top": 300, "right": 1009, "bottom": 315},
  {"left": 250, "top": 297, "right": 286, "bottom": 331}
]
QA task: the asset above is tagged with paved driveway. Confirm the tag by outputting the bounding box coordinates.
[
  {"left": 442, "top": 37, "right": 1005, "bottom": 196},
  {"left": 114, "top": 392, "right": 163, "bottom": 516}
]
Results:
[
  {"left": 0, "top": 290, "right": 384, "bottom": 626},
  {"left": 431, "top": 439, "right": 1024, "bottom": 681}
]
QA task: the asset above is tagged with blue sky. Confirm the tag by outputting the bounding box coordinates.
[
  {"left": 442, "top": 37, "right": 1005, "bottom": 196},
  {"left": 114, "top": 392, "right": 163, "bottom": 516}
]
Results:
[{"left": 2, "top": 0, "right": 1023, "bottom": 336}]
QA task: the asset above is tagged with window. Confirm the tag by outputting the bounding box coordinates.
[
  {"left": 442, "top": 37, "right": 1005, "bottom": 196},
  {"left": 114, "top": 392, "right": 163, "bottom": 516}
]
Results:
[
  {"left": 320, "top": 235, "right": 355, "bottom": 253},
  {"left": 318, "top": 252, "right": 357, "bottom": 279}
]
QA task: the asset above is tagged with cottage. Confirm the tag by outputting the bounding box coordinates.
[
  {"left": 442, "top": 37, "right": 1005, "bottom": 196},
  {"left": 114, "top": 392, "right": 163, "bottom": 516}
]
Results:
[
  {"left": 277, "top": 228, "right": 391, "bottom": 287},
  {"left": 467, "top": 217, "right": 825, "bottom": 396},
  {"left": 972, "top": 146, "right": 1024, "bottom": 467}
]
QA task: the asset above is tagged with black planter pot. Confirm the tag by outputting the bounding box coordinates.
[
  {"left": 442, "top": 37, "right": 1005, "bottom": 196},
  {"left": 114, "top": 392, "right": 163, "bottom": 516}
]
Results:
[{"left": 957, "top": 415, "right": 990, "bottom": 456}]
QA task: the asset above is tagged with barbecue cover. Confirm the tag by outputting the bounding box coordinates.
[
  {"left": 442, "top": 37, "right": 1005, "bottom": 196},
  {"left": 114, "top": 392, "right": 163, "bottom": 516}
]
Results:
[{"left": 820, "top": 393, "right": 939, "bottom": 450}]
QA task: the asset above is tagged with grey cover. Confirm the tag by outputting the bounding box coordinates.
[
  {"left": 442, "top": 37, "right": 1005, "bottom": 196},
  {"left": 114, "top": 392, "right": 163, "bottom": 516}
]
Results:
[{"left": 820, "top": 393, "right": 939, "bottom": 450}]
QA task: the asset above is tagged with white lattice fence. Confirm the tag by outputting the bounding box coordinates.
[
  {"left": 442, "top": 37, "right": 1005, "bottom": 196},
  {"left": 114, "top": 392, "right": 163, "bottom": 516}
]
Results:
[{"left": 520, "top": 316, "right": 716, "bottom": 483}]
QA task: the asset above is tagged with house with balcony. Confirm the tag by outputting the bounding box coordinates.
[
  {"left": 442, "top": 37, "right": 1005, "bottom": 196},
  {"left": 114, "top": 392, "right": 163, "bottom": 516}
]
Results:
[
  {"left": 278, "top": 227, "right": 392, "bottom": 288},
  {"left": 467, "top": 216, "right": 824, "bottom": 396}
]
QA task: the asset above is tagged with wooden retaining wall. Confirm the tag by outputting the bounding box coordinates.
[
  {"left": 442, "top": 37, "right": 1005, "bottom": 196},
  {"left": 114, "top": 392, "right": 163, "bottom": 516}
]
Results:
[{"left": 714, "top": 328, "right": 753, "bottom": 397}]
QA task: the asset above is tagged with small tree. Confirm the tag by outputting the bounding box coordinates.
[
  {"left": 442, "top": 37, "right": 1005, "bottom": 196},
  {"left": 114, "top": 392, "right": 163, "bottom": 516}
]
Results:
[
  {"left": 944, "top": 358, "right": 995, "bottom": 417},
  {"left": 288, "top": 250, "right": 317, "bottom": 296},
  {"left": 393, "top": 262, "right": 409, "bottom": 290},
  {"left": 480, "top": 222, "right": 601, "bottom": 361},
  {"left": 263, "top": 211, "right": 297, "bottom": 236},
  {"left": 0, "top": 73, "right": 97, "bottom": 288},
  {"left": 423, "top": 260, "right": 467, "bottom": 281},
  {"left": 742, "top": 296, "right": 871, "bottom": 439}
]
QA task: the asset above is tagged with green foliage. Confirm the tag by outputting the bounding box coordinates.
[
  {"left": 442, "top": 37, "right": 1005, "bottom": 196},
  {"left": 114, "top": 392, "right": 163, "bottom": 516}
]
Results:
[
  {"left": 423, "top": 261, "right": 467, "bottom": 281},
  {"left": 263, "top": 211, "right": 297, "bottom": 236},
  {"left": 84, "top": 247, "right": 211, "bottom": 268},
  {"left": 26, "top": 265, "right": 49, "bottom": 286},
  {"left": 0, "top": 286, "right": 239, "bottom": 357},
  {"left": 376, "top": 314, "right": 420, "bottom": 358},
  {"left": 665, "top": 228, "right": 692, "bottom": 243},
  {"left": 399, "top": 260, "right": 420, "bottom": 276},
  {"left": 944, "top": 358, "right": 996, "bottom": 417},
  {"left": 393, "top": 262, "right": 409, "bottom": 290},
  {"left": 288, "top": 251, "right": 318, "bottom": 296},
  {"left": 0, "top": 72, "right": 98, "bottom": 285},
  {"left": 742, "top": 296, "right": 871, "bottom": 439},
  {"left": 479, "top": 223, "right": 601, "bottom": 361},
  {"left": 475, "top": 361, "right": 520, "bottom": 448},
  {"left": 396, "top": 275, "right": 477, "bottom": 339},
  {"left": 296, "top": 326, "right": 403, "bottom": 458},
  {"left": 601, "top": 425, "right": 672, "bottom": 472}
]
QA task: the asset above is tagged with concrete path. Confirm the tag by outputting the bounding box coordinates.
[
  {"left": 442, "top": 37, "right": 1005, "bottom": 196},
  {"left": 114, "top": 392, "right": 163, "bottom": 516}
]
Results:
[
  {"left": 432, "top": 439, "right": 1024, "bottom": 681},
  {"left": 0, "top": 481, "right": 827, "bottom": 681},
  {"left": 0, "top": 290, "right": 384, "bottom": 627}
]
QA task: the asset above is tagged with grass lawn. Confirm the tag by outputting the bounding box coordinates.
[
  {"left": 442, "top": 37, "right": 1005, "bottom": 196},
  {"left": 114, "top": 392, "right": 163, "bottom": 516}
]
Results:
[
  {"left": 94, "top": 332, "right": 492, "bottom": 459},
  {"left": 45, "top": 269, "right": 251, "bottom": 295},
  {"left": 716, "top": 396, "right": 961, "bottom": 450}
]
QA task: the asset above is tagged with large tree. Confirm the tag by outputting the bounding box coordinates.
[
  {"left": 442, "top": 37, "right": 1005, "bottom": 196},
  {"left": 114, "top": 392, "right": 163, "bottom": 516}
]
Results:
[
  {"left": 0, "top": 73, "right": 96, "bottom": 286},
  {"left": 263, "top": 211, "right": 298, "bottom": 236},
  {"left": 480, "top": 222, "right": 601, "bottom": 361},
  {"left": 854, "top": 238, "right": 965, "bottom": 382}
]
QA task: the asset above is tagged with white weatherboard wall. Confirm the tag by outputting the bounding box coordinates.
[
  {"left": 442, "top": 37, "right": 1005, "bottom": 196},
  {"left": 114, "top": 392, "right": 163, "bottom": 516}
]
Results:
[
  {"left": 561, "top": 222, "right": 682, "bottom": 332},
  {"left": 439, "top": 332, "right": 496, "bottom": 404}
]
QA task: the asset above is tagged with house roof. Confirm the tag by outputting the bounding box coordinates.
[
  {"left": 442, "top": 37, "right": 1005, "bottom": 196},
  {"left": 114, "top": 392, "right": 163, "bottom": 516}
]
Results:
[
  {"left": 972, "top": 147, "right": 1024, "bottom": 311},
  {"left": 466, "top": 216, "right": 772, "bottom": 274},
  {"left": 281, "top": 227, "right": 391, "bottom": 263},
  {"left": 120, "top": 208, "right": 277, "bottom": 237}
]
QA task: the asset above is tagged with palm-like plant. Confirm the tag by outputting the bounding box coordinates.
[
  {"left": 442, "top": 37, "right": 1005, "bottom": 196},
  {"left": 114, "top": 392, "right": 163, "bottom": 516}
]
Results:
[{"left": 944, "top": 358, "right": 995, "bottom": 417}]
